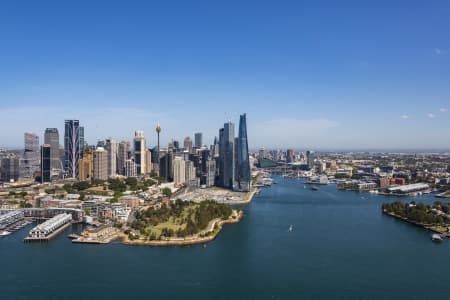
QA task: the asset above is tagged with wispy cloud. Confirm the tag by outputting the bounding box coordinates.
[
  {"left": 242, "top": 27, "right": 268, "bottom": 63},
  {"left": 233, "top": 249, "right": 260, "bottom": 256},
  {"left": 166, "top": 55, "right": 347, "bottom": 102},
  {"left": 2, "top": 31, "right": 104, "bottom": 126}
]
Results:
[
  {"left": 434, "top": 48, "right": 447, "bottom": 55},
  {"left": 439, "top": 108, "right": 448, "bottom": 113},
  {"left": 400, "top": 115, "right": 409, "bottom": 119},
  {"left": 427, "top": 113, "right": 436, "bottom": 119}
]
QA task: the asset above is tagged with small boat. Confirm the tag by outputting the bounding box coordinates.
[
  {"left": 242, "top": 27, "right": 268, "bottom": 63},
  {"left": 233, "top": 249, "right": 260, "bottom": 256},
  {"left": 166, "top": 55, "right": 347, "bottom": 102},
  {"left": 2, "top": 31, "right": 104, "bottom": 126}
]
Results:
[
  {"left": 203, "top": 244, "right": 207, "bottom": 248},
  {"left": 311, "top": 186, "right": 319, "bottom": 191},
  {"left": 0, "top": 231, "right": 11, "bottom": 237},
  {"left": 288, "top": 225, "right": 293, "bottom": 232},
  {"left": 431, "top": 234, "right": 443, "bottom": 242}
]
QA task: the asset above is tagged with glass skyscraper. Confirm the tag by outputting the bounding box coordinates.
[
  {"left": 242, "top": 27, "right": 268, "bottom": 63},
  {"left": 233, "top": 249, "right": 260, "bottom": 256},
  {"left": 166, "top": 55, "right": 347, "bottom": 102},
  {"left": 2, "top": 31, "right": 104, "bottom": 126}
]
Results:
[
  {"left": 218, "top": 121, "right": 235, "bottom": 189},
  {"left": 237, "top": 113, "right": 250, "bottom": 191},
  {"left": 64, "top": 120, "right": 81, "bottom": 178}
]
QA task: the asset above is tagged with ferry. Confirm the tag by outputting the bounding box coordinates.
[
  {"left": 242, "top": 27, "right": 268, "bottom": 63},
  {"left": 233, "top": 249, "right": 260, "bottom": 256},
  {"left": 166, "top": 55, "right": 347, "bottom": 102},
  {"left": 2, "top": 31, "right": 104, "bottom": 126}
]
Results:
[{"left": 431, "top": 234, "right": 443, "bottom": 242}]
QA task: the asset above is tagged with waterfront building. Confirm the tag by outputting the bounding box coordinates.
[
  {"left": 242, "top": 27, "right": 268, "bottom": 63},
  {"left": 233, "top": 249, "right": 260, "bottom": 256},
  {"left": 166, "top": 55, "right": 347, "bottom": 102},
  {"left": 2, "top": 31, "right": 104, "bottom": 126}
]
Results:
[
  {"left": 41, "top": 144, "right": 51, "bottom": 183},
  {"left": 44, "top": 128, "right": 62, "bottom": 179},
  {"left": 134, "top": 131, "right": 146, "bottom": 175},
  {"left": 184, "top": 137, "right": 193, "bottom": 154},
  {"left": 105, "top": 139, "right": 118, "bottom": 177},
  {"left": 306, "top": 150, "right": 314, "bottom": 170},
  {"left": 93, "top": 147, "right": 108, "bottom": 180},
  {"left": 78, "top": 147, "right": 94, "bottom": 181},
  {"left": 64, "top": 120, "right": 82, "bottom": 178},
  {"left": 219, "top": 121, "right": 235, "bottom": 189},
  {"left": 172, "top": 157, "right": 186, "bottom": 185},
  {"left": 194, "top": 133, "right": 203, "bottom": 149},
  {"left": 22, "top": 132, "right": 40, "bottom": 179},
  {"left": 27, "top": 213, "right": 72, "bottom": 238},
  {"left": 117, "top": 141, "right": 130, "bottom": 176},
  {"left": 236, "top": 113, "right": 250, "bottom": 191}
]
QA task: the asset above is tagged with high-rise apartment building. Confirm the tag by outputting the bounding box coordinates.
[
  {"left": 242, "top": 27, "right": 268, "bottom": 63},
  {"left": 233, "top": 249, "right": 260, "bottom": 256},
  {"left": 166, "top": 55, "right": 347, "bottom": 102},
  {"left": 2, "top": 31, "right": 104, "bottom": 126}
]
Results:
[
  {"left": 124, "top": 158, "right": 137, "bottom": 177},
  {"left": 78, "top": 147, "right": 94, "bottom": 181},
  {"left": 64, "top": 120, "right": 82, "bottom": 178},
  {"left": 93, "top": 147, "right": 108, "bottom": 180},
  {"left": 172, "top": 157, "right": 186, "bottom": 185},
  {"left": 40, "top": 144, "right": 51, "bottom": 183},
  {"left": 105, "top": 139, "right": 118, "bottom": 177},
  {"left": 117, "top": 141, "right": 130, "bottom": 175},
  {"left": 134, "top": 131, "right": 146, "bottom": 175}
]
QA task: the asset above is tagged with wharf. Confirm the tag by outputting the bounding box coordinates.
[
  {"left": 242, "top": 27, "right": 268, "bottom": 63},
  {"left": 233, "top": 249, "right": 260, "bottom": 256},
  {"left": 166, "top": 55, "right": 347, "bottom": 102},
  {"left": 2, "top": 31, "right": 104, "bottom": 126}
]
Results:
[{"left": 24, "top": 222, "right": 72, "bottom": 242}]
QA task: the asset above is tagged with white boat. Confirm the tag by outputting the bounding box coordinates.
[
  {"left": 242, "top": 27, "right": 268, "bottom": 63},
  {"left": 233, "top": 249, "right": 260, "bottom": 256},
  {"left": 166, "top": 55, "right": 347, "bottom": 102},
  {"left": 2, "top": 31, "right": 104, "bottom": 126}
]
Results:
[
  {"left": 289, "top": 225, "right": 293, "bottom": 232},
  {"left": 431, "top": 234, "right": 443, "bottom": 242},
  {"left": 0, "top": 231, "right": 11, "bottom": 237}
]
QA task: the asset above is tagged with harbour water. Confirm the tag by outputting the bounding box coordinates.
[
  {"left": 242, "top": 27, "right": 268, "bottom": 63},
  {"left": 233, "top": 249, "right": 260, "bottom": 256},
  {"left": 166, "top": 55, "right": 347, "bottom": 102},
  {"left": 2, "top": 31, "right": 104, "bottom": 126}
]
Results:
[{"left": 2, "top": 177, "right": 450, "bottom": 299}]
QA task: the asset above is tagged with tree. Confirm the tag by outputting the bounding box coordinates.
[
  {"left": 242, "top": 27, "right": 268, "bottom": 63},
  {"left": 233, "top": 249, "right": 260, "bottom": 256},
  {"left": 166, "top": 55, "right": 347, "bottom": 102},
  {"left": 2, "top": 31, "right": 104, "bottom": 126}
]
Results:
[{"left": 162, "top": 187, "right": 172, "bottom": 197}]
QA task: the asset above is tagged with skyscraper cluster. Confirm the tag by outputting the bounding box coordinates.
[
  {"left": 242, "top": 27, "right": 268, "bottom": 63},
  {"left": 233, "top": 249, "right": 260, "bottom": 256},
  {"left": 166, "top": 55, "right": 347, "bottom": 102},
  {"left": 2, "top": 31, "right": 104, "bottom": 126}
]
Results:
[
  {"left": 1, "top": 114, "right": 251, "bottom": 192},
  {"left": 217, "top": 114, "right": 251, "bottom": 191}
]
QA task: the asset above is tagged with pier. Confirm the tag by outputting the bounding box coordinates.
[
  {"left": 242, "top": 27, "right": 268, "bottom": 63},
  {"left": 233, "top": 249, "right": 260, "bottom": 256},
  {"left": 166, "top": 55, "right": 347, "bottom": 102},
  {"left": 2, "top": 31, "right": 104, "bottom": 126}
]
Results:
[{"left": 24, "top": 213, "right": 72, "bottom": 242}]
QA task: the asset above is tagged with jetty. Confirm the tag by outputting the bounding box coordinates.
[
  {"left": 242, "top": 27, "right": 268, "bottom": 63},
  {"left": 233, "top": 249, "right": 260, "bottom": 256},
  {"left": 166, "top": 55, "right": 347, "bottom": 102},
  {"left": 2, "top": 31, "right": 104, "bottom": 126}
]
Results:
[{"left": 24, "top": 213, "right": 72, "bottom": 242}]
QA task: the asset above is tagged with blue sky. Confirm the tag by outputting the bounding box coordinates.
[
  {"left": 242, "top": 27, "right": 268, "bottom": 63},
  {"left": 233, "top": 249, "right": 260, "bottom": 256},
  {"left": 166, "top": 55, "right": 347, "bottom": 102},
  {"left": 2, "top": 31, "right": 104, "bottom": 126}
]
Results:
[{"left": 1, "top": 0, "right": 449, "bottom": 150}]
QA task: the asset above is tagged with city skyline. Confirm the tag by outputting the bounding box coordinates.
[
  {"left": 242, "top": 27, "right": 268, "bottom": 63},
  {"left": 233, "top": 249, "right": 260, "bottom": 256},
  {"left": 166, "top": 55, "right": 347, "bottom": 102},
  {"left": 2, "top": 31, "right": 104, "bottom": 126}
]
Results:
[{"left": 1, "top": 1, "right": 450, "bottom": 150}]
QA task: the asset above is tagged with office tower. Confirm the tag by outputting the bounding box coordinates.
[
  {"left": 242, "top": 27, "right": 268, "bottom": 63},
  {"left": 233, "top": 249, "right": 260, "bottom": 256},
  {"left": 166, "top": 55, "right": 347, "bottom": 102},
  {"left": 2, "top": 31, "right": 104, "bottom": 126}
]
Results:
[
  {"left": 105, "top": 139, "right": 118, "bottom": 177},
  {"left": 259, "top": 148, "right": 266, "bottom": 160},
  {"left": 23, "top": 132, "right": 40, "bottom": 179},
  {"left": 150, "top": 146, "right": 159, "bottom": 173},
  {"left": 134, "top": 130, "right": 146, "bottom": 175},
  {"left": 40, "top": 144, "right": 51, "bottom": 183},
  {"left": 0, "top": 153, "right": 20, "bottom": 182},
  {"left": 159, "top": 150, "right": 173, "bottom": 181},
  {"left": 218, "top": 121, "right": 235, "bottom": 189},
  {"left": 78, "top": 147, "right": 94, "bottom": 181},
  {"left": 184, "top": 136, "right": 193, "bottom": 153},
  {"left": 194, "top": 133, "right": 203, "bottom": 149},
  {"left": 146, "top": 149, "right": 152, "bottom": 174},
  {"left": 286, "top": 149, "right": 294, "bottom": 163},
  {"left": 79, "top": 126, "right": 85, "bottom": 157},
  {"left": 64, "top": 120, "right": 82, "bottom": 178},
  {"left": 117, "top": 141, "right": 130, "bottom": 176},
  {"left": 212, "top": 136, "right": 220, "bottom": 158},
  {"left": 185, "top": 160, "right": 197, "bottom": 186},
  {"left": 206, "top": 159, "right": 216, "bottom": 187},
  {"left": 124, "top": 158, "right": 137, "bottom": 177},
  {"left": 172, "top": 157, "right": 186, "bottom": 185},
  {"left": 173, "top": 140, "right": 180, "bottom": 151},
  {"left": 93, "top": 147, "right": 108, "bottom": 180},
  {"left": 44, "top": 128, "right": 61, "bottom": 178},
  {"left": 306, "top": 150, "right": 314, "bottom": 170},
  {"left": 236, "top": 113, "right": 250, "bottom": 191}
]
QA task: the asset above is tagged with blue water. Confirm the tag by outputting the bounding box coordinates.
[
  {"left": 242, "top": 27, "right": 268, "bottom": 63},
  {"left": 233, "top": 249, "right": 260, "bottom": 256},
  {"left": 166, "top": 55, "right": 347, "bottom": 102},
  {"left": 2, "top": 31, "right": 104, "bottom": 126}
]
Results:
[{"left": 1, "top": 177, "right": 449, "bottom": 300}]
